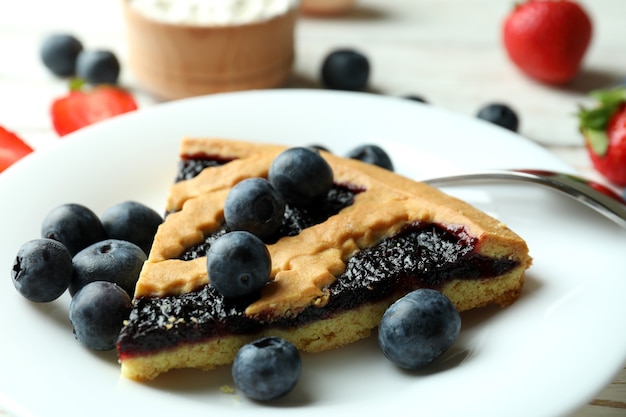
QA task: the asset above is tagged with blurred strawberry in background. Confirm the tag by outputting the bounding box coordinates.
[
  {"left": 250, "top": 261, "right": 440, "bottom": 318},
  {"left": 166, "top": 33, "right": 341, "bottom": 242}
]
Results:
[
  {"left": 579, "top": 88, "right": 626, "bottom": 187},
  {"left": 0, "top": 126, "right": 33, "bottom": 173},
  {"left": 502, "top": 0, "right": 592, "bottom": 85},
  {"left": 50, "top": 85, "right": 138, "bottom": 137}
]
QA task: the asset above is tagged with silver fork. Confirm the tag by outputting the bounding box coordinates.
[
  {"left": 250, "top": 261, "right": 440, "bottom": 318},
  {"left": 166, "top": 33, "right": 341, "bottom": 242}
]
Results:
[{"left": 422, "top": 169, "right": 626, "bottom": 228}]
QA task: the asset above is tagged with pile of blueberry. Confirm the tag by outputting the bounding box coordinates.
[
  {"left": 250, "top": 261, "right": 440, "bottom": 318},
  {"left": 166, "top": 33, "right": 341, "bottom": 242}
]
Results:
[
  {"left": 11, "top": 201, "right": 162, "bottom": 350},
  {"left": 10, "top": 145, "right": 463, "bottom": 403},
  {"left": 40, "top": 33, "right": 122, "bottom": 85}
]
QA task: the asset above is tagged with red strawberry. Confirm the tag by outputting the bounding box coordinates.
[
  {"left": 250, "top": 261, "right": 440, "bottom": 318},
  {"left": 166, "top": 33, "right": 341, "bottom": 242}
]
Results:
[
  {"left": 578, "top": 88, "right": 626, "bottom": 186},
  {"left": 0, "top": 126, "right": 33, "bottom": 173},
  {"left": 502, "top": 0, "right": 592, "bottom": 85},
  {"left": 51, "top": 85, "right": 138, "bottom": 136}
]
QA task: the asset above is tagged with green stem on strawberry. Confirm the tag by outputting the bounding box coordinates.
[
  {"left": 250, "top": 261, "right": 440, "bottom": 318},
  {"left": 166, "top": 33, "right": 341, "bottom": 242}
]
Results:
[
  {"left": 578, "top": 88, "right": 626, "bottom": 156},
  {"left": 68, "top": 77, "right": 87, "bottom": 92}
]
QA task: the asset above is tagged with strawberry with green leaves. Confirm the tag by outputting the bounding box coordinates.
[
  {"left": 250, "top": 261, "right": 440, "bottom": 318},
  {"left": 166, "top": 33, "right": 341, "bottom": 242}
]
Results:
[
  {"left": 0, "top": 126, "right": 33, "bottom": 173},
  {"left": 578, "top": 88, "right": 626, "bottom": 187}
]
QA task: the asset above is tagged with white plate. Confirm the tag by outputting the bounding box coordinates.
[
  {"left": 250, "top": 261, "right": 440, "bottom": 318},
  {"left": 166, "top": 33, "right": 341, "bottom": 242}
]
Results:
[{"left": 1, "top": 89, "right": 625, "bottom": 417}]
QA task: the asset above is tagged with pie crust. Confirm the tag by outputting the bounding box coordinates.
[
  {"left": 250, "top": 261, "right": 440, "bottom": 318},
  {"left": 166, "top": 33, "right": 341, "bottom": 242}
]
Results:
[{"left": 117, "top": 138, "right": 532, "bottom": 381}]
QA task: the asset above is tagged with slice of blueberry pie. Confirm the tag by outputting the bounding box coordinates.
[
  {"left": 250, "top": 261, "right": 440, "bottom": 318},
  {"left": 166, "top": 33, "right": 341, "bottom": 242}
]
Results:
[{"left": 116, "top": 138, "right": 532, "bottom": 381}]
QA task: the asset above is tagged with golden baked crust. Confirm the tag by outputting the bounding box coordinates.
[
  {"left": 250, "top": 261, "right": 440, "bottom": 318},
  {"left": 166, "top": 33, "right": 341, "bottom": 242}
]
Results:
[{"left": 119, "top": 137, "right": 532, "bottom": 381}]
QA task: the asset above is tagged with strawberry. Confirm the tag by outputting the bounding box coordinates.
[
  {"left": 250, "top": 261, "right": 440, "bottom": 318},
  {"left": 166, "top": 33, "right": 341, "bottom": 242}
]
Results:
[
  {"left": 0, "top": 126, "right": 33, "bottom": 173},
  {"left": 51, "top": 83, "right": 138, "bottom": 136},
  {"left": 578, "top": 88, "right": 626, "bottom": 187},
  {"left": 502, "top": 0, "right": 592, "bottom": 85}
]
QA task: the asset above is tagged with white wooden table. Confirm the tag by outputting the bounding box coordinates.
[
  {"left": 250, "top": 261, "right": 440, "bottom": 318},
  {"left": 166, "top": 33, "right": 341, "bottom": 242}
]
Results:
[{"left": 0, "top": 0, "right": 624, "bottom": 415}]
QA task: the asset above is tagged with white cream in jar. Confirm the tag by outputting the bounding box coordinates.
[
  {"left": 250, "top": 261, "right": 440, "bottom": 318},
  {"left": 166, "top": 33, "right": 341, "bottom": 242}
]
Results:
[{"left": 127, "top": 0, "right": 298, "bottom": 26}]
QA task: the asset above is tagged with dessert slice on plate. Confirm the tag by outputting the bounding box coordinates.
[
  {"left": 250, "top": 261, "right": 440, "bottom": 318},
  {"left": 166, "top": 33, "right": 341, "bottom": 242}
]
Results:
[{"left": 117, "top": 138, "right": 532, "bottom": 381}]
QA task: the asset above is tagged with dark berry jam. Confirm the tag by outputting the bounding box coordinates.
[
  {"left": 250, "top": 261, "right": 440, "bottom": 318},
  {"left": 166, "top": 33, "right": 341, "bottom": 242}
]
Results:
[
  {"left": 175, "top": 155, "right": 234, "bottom": 182},
  {"left": 117, "top": 156, "right": 520, "bottom": 357},
  {"left": 118, "top": 222, "right": 519, "bottom": 357},
  {"left": 280, "top": 223, "right": 517, "bottom": 325}
]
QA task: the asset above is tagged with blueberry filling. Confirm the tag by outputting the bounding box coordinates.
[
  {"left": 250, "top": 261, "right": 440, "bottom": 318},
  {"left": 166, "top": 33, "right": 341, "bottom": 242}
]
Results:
[
  {"left": 175, "top": 154, "right": 235, "bottom": 182},
  {"left": 118, "top": 222, "right": 518, "bottom": 356},
  {"left": 117, "top": 156, "right": 520, "bottom": 357}
]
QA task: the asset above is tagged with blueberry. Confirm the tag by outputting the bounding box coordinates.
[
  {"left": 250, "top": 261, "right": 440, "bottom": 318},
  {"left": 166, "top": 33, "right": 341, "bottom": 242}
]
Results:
[
  {"left": 268, "top": 147, "right": 334, "bottom": 206},
  {"left": 476, "top": 103, "right": 519, "bottom": 132},
  {"left": 206, "top": 231, "right": 271, "bottom": 298},
  {"left": 321, "top": 48, "right": 370, "bottom": 91},
  {"left": 11, "top": 238, "right": 72, "bottom": 302},
  {"left": 40, "top": 33, "right": 83, "bottom": 77},
  {"left": 100, "top": 201, "right": 163, "bottom": 256},
  {"left": 75, "top": 49, "right": 120, "bottom": 85},
  {"left": 70, "top": 239, "right": 146, "bottom": 297},
  {"left": 378, "top": 289, "right": 461, "bottom": 369},
  {"left": 232, "top": 336, "right": 301, "bottom": 401},
  {"left": 224, "top": 178, "right": 285, "bottom": 239},
  {"left": 69, "top": 281, "right": 132, "bottom": 350},
  {"left": 404, "top": 94, "right": 428, "bottom": 104},
  {"left": 41, "top": 203, "right": 106, "bottom": 256},
  {"left": 346, "top": 144, "right": 394, "bottom": 171}
]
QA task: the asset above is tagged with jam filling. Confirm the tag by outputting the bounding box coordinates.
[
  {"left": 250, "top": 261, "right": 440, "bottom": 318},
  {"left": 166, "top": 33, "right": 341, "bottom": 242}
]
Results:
[
  {"left": 117, "top": 156, "right": 520, "bottom": 356},
  {"left": 118, "top": 222, "right": 518, "bottom": 356},
  {"left": 175, "top": 154, "right": 235, "bottom": 182}
]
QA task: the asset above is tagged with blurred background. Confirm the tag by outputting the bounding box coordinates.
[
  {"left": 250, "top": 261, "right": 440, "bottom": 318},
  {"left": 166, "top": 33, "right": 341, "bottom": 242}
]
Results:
[{"left": 1, "top": 0, "right": 624, "bottom": 150}]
